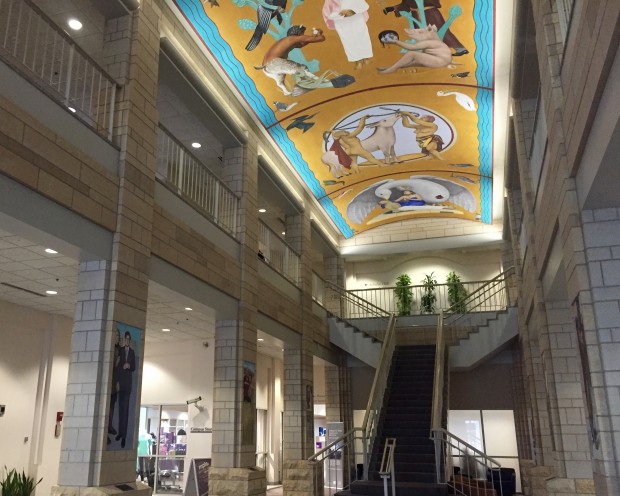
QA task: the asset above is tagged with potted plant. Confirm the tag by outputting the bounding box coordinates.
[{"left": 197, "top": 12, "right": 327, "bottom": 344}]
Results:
[
  {"left": 446, "top": 271, "right": 468, "bottom": 312},
  {"left": 394, "top": 274, "right": 414, "bottom": 316},
  {"left": 420, "top": 272, "right": 438, "bottom": 314},
  {"left": 0, "top": 468, "right": 42, "bottom": 496}
]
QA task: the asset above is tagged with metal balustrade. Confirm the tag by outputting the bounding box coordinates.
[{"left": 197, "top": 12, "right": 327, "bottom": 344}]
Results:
[
  {"left": 312, "top": 272, "right": 325, "bottom": 305},
  {"left": 0, "top": 0, "right": 118, "bottom": 141},
  {"left": 258, "top": 221, "right": 300, "bottom": 285},
  {"left": 347, "top": 277, "right": 510, "bottom": 318},
  {"left": 157, "top": 125, "right": 239, "bottom": 236}
]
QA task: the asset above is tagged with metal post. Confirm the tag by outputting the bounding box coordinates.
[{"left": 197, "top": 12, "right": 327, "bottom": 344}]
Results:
[
  {"left": 64, "top": 45, "right": 74, "bottom": 107},
  {"left": 108, "top": 84, "right": 116, "bottom": 141}
]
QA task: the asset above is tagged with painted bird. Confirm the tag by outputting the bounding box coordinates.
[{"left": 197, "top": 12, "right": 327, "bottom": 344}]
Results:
[
  {"left": 273, "top": 101, "right": 298, "bottom": 112},
  {"left": 245, "top": 0, "right": 287, "bottom": 51},
  {"left": 450, "top": 72, "right": 470, "bottom": 78},
  {"left": 286, "top": 114, "right": 318, "bottom": 133},
  {"left": 202, "top": 0, "right": 219, "bottom": 7},
  {"left": 437, "top": 90, "right": 476, "bottom": 111}
]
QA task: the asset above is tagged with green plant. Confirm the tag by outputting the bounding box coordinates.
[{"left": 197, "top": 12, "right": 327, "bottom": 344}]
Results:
[
  {"left": 394, "top": 274, "right": 414, "bottom": 316},
  {"left": 0, "top": 468, "right": 42, "bottom": 496},
  {"left": 420, "top": 272, "right": 438, "bottom": 314},
  {"left": 446, "top": 271, "right": 468, "bottom": 312}
]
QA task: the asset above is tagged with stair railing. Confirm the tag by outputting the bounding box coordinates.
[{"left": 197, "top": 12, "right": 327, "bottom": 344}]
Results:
[
  {"left": 379, "top": 438, "right": 397, "bottom": 496},
  {"left": 430, "top": 268, "right": 515, "bottom": 491},
  {"left": 324, "top": 279, "right": 391, "bottom": 341},
  {"left": 308, "top": 314, "right": 396, "bottom": 495},
  {"left": 430, "top": 429, "right": 504, "bottom": 496},
  {"left": 442, "top": 267, "right": 516, "bottom": 345}
]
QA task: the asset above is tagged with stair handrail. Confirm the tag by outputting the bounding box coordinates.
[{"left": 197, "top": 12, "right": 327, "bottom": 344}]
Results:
[
  {"left": 308, "top": 315, "right": 396, "bottom": 488},
  {"left": 324, "top": 279, "right": 391, "bottom": 320},
  {"left": 361, "top": 314, "right": 397, "bottom": 473},
  {"left": 430, "top": 268, "right": 515, "bottom": 487},
  {"left": 430, "top": 428, "right": 504, "bottom": 494}
]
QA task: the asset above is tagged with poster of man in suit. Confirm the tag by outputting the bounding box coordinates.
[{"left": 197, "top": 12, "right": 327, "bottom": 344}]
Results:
[{"left": 107, "top": 322, "right": 141, "bottom": 450}]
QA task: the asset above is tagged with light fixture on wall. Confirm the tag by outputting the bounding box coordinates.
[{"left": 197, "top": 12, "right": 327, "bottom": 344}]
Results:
[{"left": 67, "top": 18, "right": 83, "bottom": 30}]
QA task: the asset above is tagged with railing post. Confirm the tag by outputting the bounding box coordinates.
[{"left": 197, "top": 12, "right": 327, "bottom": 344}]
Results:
[
  {"left": 64, "top": 44, "right": 74, "bottom": 107},
  {"left": 108, "top": 84, "right": 116, "bottom": 141}
]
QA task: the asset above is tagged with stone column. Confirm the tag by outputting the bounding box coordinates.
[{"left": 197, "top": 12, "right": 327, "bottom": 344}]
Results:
[
  {"left": 324, "top": 254, "right": 346, "bottom": 317},
  {"left": 209, "top": 143, "right": 265, "bottom": 495},
  {"left": 55, "top": 1, "right": 159, "bottom": 493}
]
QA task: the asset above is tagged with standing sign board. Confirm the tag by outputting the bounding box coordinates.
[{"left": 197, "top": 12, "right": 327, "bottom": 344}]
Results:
[{"left": 185, "top": 458, "right": 211, "bottom": 496}]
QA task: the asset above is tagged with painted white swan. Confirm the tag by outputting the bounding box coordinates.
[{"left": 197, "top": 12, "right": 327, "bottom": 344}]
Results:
[{"left": 437, "top": 90, "right": 477, "bottom": 111}]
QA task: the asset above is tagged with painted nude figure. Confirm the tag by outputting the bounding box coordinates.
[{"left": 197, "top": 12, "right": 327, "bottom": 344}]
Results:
[
  {"left": 256, "top": 25, "right": 325, "bottom": 95},
  {"left": 330, "top": 115, "right": 386, "bottom": 169},
  {"left": 377, "top": 25, "right": 452, "bottom": 74},
  {"left": 400, "top": 111, "right": 445, "bottom": 160}
]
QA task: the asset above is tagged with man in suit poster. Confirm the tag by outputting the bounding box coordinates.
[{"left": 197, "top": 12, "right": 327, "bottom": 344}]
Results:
[{"left": 108, "top": 322, "right": 141, "bottom": 450}]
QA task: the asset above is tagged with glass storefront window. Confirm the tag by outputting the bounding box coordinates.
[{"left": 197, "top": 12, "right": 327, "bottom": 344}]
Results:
[{"left": 139, "top": 405, "right": 188, "bottom": 494}]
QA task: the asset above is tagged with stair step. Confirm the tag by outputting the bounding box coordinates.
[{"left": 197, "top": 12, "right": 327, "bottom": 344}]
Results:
[{"left": 341, "top": 480, "right": 447, "bottom": 496}]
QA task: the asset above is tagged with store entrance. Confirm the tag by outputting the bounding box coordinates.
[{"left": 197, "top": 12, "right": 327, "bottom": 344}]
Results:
[{"left": 139, "top": 405, "right": 188, "bottom": 494}]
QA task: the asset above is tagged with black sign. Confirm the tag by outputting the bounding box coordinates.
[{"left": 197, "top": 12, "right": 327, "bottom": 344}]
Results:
[{"left": 186, "top": 458, "right": 211, "bottom": 496}]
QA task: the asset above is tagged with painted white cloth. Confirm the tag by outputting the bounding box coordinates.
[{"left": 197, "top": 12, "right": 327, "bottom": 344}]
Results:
[{"left": 322, "top": 0, "right": 372, "bottom": 62}]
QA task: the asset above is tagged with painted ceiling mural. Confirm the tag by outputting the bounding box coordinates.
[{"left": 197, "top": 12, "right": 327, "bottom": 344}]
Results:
[{"left": 170, "top": 0, "right": 494, "bottom": 237}]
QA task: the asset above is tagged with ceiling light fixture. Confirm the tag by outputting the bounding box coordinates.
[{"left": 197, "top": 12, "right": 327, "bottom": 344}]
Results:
[
  {"left": 258, "top": 208, "right": 266, "bottom": 213},
  {"left": 67, "top": 106, "right": 76, "bottom": 113},
  {"left": 185, "top": 307, "right": 193, "bottom": 311},
  {"left": 46, "top": 290, "right": 58, "bottom": 295},
  {"left": 162, "top": 328, "right": 171, "bottom": 332},
  {"left": 281, "top": 231, "right": 286, "bottom": 236},
  {"left": 191, "top": 142, "right": 201, "bottom": 149},
  {"left": 45, "top": 248, "right": 58, "bottom": 254},
  {"left": 257, "top": 338, "right": 264, "bottom": 342},
  {"left": 67, "top": 18, "right": 83, "bottom": 30}
]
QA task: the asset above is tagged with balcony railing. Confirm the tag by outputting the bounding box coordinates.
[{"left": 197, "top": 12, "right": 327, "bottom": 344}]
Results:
[
  {"left": 157, "top": 125, "right": 239, "bottom": 236},
  {"left": 312, "top": 272, "right": 325, "bottom": 305},
  {"left": 258, "top": 221, "right": 300, "bottom": 285},
  {"left": 347, "top": 277, "right": 509, "bottom": 317},
  {"left": 0, "top": 0, "right": 118, "bottom": 141}
]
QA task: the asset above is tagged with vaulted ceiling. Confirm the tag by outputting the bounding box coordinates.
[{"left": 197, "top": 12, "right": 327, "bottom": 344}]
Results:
[{"left": 169, "top": 0, "right": 498, "bottom": 238}]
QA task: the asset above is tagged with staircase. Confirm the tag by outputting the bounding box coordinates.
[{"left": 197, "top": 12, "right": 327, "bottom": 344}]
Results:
[
  {"left": 328, "top": 316, "right": 382, "bottom": 367},
  {"left": 343, "top": 345, "right": 447, "bottom": 496}
]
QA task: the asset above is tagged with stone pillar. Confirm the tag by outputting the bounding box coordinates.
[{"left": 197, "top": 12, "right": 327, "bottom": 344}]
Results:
[
  {"left": 324, "top": 254, "right": 345, "bottom": 316},
  {"left": 574, "top": 208, "right": 620, "bottom": 495},
  {"left": 209, "top": 142, "right": 265, "bottom": 492},
  {"left": 283, "top": 460, "right": 323, "bottom": 496},
  {"left": 283, "top": 342, "right": 314, "bottom": 460},
  {"left": 55, "top": 1, "right": 159, "bottom": 493}
]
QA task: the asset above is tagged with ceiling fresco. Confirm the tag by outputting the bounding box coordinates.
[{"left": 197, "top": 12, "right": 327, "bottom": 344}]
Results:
[{"left": 170, "top": 0, "right": 494, "bottom": 237}]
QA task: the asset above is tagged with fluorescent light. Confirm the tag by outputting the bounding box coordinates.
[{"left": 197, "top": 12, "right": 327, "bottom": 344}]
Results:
[
  {"left": 45, "top": 248, "right": 58, "bottom": 254},
  {"left": 191, "top": 142, "right": 201, "bottom": 149},
  {"left": 185, "top": 307, "right": 193, "bottom": 311},
  {"left": 46, "top": 290, "right": 58, "bottom": 295},
  {"left": 67, "top": 18, "right": 83, "bottom": 30},
  {"left": 257, "top": 338, "right": 264, "bottom": 342},
  {"left": 162, "top": 328, "right": 171, "bottom": 332},
  {"left": 258, "top": 208, "right": 266, "bottom": 213}
]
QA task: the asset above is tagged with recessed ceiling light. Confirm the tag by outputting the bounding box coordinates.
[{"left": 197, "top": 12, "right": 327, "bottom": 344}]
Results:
[
  {"left": 67, "top": 18, "right": 83, "bottom": 30},
  {"left": 185, "top": 307, "right": 193, "bottom": 311},
  {"left": 257, "top": 338, "right": 264, "bottom": 342},
  {"left": 162, "top": 328, "right": 171, "bottom": 332},
  {"left": 46, "top": 290, "right": 58, "bottom": 295},
  {"left": 258, "top": 208, "right": 266, "bottom": 213},
  {"left": 45, "top": 248, "right": 58, "bottom": 254},
  {"left": 281, "top": 231, "right": 286, "bottom": 236},
  {"left": 67, "top": 106, "right": 76, "bottom": 113},
  {"left": 191, "top": 142, "right": 201, "bottom": 149}
]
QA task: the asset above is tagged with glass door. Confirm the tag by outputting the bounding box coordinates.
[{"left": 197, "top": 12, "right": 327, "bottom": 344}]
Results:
[{"left": 139, "top": 404, "right": 188, "bottom": 494}]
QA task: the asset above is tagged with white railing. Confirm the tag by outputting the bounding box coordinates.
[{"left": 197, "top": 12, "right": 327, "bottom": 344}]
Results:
[
  {"left": 347, "top": 277, "right": 509, "bottom": 318},
  {"left": 312, "top": 272, "right": 325, "bottom": 305},
  {"left": 157, "top": 125, "right": 239, "bottom": 236},
  {"left": 258, "top": 221, "right": 300, "bottom": 285},
  {"left": 0, "top": 0, "right": 118, "bottom": 141}
]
